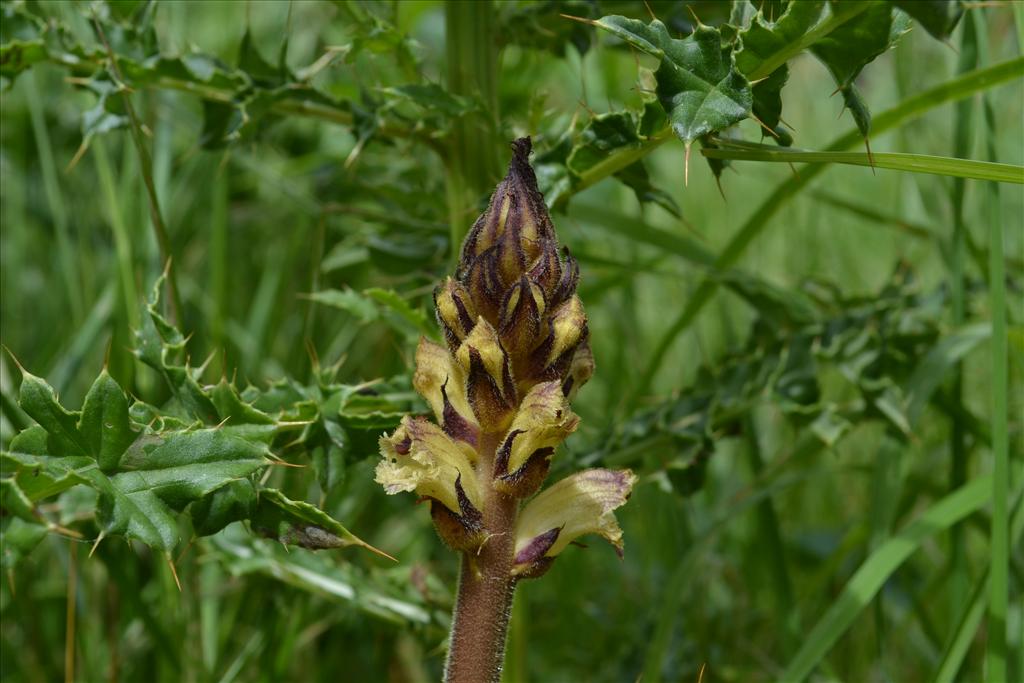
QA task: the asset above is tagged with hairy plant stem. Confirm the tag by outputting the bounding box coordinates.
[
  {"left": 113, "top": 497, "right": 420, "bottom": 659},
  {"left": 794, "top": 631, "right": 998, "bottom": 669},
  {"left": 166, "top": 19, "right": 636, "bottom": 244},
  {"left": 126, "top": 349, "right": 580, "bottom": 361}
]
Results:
[{"left": 445, "top": 432, "right": 518, "bottom": 683}]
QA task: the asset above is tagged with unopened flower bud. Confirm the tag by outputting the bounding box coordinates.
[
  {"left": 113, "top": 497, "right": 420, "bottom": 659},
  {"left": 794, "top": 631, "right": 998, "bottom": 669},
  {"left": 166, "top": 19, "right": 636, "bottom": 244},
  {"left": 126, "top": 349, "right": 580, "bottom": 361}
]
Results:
[
  {"left": 430, "top": 475, "right": 485, "bottom": 551},
  {"left": 499, "top": 276, "right": 546, "bottom": 370},
  {"left": 435, "top": 278, "right": 476, "bottom": 351},
  {"left": 528, "top": 295, "right": 587, "bottom": 384},
  {"left": 561, "top": 340, "right": 595, "bottom": 400},
  {"left": 456, "top": 318, "right": 517, "bottom": 433},
  {"left": 412, "top": 338, "right": 479, "bottom": 448}
]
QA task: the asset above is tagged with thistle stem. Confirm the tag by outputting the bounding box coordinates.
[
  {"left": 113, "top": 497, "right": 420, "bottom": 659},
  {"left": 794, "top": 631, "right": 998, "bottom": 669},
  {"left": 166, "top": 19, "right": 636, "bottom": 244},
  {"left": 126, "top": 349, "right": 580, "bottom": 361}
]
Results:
[{"left": 445, "top": 433, "right": 518, "bottom": 683}]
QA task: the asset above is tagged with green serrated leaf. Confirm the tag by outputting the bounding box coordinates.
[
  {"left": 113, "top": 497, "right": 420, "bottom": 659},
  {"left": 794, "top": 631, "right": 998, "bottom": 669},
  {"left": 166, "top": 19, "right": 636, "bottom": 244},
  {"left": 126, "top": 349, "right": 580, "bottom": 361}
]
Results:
[
  {"left": 79, "top": 369, "right": 137, "bottom": 472},
  {"left": 1, "top": 443, "right": 91, "bottom": 502},
  {"left": 84, "top": 427, "right": 269, "bottom": 549},
  {"left": 17, "top": 370, "right": 88, "bottom": 457},
  {"left": 751, "top": 66, "right": 793, "bottom": 145},
  {"left": 733, "top": 1, "right": 822, "bottom": 145},
  {"left": 892, "top": 0, "right": 963, "bottom": 40},
  {"left": 1, "top": 517, "right": 48, "bottom": 569},
  {"left": 134, "top": 274, "right": 220, "bottom": 423},
  {"left": 307, "top": 288, "right": 380, "bottom": 323},
  {"left": 594, "top": 16, "right": 752, "bottom": 145},
  {"left": 189, "top": 478, "right": 258, "bottom": 536},
  {"left": 238, "top": 29, "right": 285, "bottom": 86},
  {"left": 0, "top": 477, "right": 38, "bottom": 522},
  {"left": 210, "top": 378, "right": 277, "bottom": 433},
  {"left": 735, "top": 0, "right": 826, "bottom": 76},
  {"left": 565, "top": 110, "right": 679, "bottom": 214},
  {"left": 251, "top": 488, "right": 391, "bottom": 558},
  {"left": 839, "top": 82, "right": 872, "bottom": 138},
  {"left": 364, "top": 288, "right": 432, "bottom": 338},
  {"left": 810, "top": 2, "right": 911, "bottom": 121}
]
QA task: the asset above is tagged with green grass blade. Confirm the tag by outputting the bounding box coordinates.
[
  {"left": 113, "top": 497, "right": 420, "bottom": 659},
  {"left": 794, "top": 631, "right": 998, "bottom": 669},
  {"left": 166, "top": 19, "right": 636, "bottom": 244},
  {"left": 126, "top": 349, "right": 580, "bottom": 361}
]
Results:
[
  {"left": 209, "top": 174, "right": 229, "bottom": 371},
  {"left": 568, "top": 204, "right": 716, "bottom": 266},
  {"left": 981, "top": 65, "right": 1010, "bottom": 683},
  {"left": 92, "top": 140, "right": 140, "bottom": 332},
  {"left": 950, "top": 13, "right": 982, "bottom": 631},
  {"left": 700, "top": 146, "right": 1024, "bottom": 184},
  {"left": 46, "top": 282, "right": 116, "bottom": 394},
  {"left": 24, "top": 71, "right": 83, "bottom": 324},
  {"left": 933, "top": 490, "right": 1024, "bottom": 683},
  {"left": 905, "top": 323, "right": 991, "bottom": 427},
  {"left": 780, "top": 475, "right": 994, "bottom": 682},
  {"left": 805, "top": 189, "right": 935, "bottom": 240},
  {"left": 632, "top": 56, "right": 1024, "bottom": 399}
]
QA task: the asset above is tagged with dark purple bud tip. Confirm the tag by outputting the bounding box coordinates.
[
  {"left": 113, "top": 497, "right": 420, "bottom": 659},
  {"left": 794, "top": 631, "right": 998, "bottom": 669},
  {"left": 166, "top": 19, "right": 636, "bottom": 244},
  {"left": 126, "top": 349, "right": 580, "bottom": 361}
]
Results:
[
  {"left": 513, "top": 526, "right": 561, "bottom": 566},
  {"left": 510, "top": 137, "right": 532, "bottom": 163}
]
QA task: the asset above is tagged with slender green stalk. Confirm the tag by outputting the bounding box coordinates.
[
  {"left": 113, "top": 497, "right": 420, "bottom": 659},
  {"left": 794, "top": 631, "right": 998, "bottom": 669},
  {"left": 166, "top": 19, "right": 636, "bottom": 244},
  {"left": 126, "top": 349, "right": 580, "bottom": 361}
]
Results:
[
  {"left": 444, "top": 0, "right": 502, "bottom": 263},
  {"left": 934, "top": 491, "right": 1024, "bottom": 683},
  {"left": 92, "top": 139, "right": 139, "bottom": 332},
  {"left": 209, "top": 174, "right": 229, "bottom": 371},
  {"left": 571, "top": 127, "right": 674, "bottom": 196},
  {"left": 948, "top": 12, "right": 978, "bottom": 633},
  {"left": 699, "top": 145, "right": 1023, "bottom": 184},
  {"left": 92, "top": 16, "right": 183, "bottom": 325},
  {"left": 25, "top": 71, "right": 83, "bottom": 324},
  {"left": 978, "top": 29, "right": 1010, "bottom": 683},
  {"left": 630, "top": 56, "right": 1024, "bottom": 400},
  {"left": 743, "top": 415, "right": 798, "bottom": 653}
]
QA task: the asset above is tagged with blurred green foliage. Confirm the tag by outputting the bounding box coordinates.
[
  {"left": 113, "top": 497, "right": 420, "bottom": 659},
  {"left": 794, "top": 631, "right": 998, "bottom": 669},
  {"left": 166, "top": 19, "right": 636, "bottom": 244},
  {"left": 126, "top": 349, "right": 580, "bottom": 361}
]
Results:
[{"left": 1, "top": 1, "right": 1022, "bottom": 682}]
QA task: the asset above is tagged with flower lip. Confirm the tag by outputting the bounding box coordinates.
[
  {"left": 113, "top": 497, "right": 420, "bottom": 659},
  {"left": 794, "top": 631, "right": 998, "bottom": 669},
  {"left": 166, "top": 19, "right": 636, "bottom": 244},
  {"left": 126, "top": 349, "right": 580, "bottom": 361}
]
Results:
[
  {"left": 375, "top": 416, "right": 482, "bottom": 515},
  {"left": 513, "top": 468, "right": 637, "bottom": 563},
  {"left": 494, "top": 380, "right": 578, "bottom": 477}
]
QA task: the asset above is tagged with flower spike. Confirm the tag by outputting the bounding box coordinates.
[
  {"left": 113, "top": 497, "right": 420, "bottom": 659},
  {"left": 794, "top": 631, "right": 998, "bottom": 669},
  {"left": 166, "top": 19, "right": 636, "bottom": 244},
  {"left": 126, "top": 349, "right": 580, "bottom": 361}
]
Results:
[{"left": 377, "top": 137, "right": 634, "bottom": 616}]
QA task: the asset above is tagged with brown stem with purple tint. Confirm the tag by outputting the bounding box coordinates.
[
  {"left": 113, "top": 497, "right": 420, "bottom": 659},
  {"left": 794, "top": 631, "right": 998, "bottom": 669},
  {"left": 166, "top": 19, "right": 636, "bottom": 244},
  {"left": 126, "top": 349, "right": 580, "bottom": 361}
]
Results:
[{"left": 444, "top": 432, "right": 518, "bottom": 683}]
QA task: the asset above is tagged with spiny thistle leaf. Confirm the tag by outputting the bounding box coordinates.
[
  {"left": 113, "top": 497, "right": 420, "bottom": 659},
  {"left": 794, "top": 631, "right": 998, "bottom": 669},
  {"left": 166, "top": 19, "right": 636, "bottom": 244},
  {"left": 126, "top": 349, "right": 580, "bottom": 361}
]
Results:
[
  {"left": 192, "top": 482, "right": 393, "bottom": 557},
  {"left": 735, "top": 0, "right": 825, "bottom": 145},
  {"left": 0, "top": 273, "right": 398, "bottom": 558},
  {"left": 809, "top": 2, "right": 912, "bottom": 137},
  {"left": 892, "top": 0, "right": 963, "bottom": 40},
  {"left": 734, "top": 0, "right": 826, "bottom": 75},
  {"left": 593, "top": 16, "right": 752, "bottom": 147},
  {"left": 590, "top": 266, "right": 957, "bottom": 494},
  {"left": 565, "top": 108, "right": 679, "bottom": 215}
]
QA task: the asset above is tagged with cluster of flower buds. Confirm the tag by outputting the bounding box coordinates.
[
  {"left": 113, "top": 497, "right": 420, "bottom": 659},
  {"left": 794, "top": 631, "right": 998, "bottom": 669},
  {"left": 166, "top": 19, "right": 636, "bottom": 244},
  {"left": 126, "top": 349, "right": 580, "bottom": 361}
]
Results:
[{"left": 377, "top": 137, "right": 634, "bottom": 578}]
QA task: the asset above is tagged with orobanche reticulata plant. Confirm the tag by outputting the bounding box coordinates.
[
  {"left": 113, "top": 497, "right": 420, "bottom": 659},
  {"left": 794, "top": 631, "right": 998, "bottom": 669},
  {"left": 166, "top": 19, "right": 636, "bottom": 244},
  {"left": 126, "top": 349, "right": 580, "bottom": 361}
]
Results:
[{"left": 376, "top": 138, "right": 635, "bottom": 682}]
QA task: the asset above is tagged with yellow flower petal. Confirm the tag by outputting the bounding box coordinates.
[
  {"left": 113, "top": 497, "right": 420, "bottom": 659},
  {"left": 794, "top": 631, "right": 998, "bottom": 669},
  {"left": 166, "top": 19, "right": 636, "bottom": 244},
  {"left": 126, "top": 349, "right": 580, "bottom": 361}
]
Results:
[
  {"left": 412, "top": 337, "right": 479, "bottom": 447},
  {"left": 513, "top": 468, "right": 636, "bottom": 573},
  {"left": 545, "top": 295, "right": 586, "bottom": 367},
  {"left": 376, "top": 417, "right": 482, "bottom": 515},
  {"left": 496, "top": 381, "right": 578, "bottom": 476},
  {"left": 434, "top": 277, "right": 476, "bottom": 348},
  {"left": 456, "top": 317, "right": 507, "bottom": 382}
]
